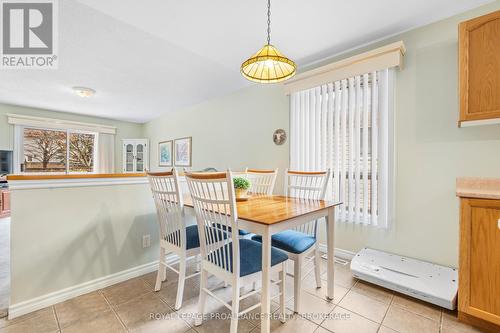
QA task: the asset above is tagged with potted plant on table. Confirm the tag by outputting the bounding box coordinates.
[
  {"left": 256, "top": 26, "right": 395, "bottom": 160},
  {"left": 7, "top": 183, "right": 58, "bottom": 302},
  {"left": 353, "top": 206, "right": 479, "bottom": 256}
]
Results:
[{"left": 233, "top": 177, "right": 251, "bottom": 201}]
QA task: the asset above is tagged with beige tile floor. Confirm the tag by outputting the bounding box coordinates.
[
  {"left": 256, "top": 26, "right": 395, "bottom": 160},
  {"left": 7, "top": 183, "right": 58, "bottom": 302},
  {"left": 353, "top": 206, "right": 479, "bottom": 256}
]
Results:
[{"left": 0, "top": 258, "right": 487, "bottom": 333}]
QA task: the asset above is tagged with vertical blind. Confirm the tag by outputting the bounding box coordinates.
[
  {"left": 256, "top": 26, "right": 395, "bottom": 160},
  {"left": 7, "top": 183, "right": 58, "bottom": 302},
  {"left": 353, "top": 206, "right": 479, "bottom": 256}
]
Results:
[
  {"left": 290, "top": 69, "right": 393, "bottom": 228},
  {"left": 96, "top": 133, "right": 115, "bottom": 173}
]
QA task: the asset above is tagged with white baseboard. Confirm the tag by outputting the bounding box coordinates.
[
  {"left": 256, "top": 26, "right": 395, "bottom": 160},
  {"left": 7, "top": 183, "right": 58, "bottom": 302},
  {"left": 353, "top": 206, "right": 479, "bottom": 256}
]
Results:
[
  {"left": 318, "top": 244, "right": 357, "bottom": 261},
  {"left": 9, "top": 254, "right": 178, "bottom": 320}
]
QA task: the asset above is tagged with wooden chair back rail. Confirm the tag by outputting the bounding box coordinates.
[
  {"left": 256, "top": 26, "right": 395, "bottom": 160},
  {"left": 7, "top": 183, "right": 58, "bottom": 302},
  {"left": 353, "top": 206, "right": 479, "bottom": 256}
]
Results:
[
  {"left": 185, "top": 172, "right": 228, "bottom": 180},
  {"left": 146, "top": 170, "right": 174, "bottom": 176},
  {"left": 245, "top": 168, "right": 278, "bottom": 195},
  {"left": 287, "top": 170, "right": 328, "bottom": 175},
  {"left": 246, "top": 169, "right": 276, "bottom": 174},
  {"left": 147, "top": 170, "right": 185, "bottom": 248},
  {"left": 185, "top": 171, "right": 239, "bottom": 275},
  {"left": 285, "top": 169, "right": 331, "bottom": 235}
]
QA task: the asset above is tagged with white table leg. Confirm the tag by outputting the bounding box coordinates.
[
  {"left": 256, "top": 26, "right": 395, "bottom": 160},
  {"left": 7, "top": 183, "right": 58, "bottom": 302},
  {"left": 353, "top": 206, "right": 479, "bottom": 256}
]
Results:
[
  {"left": 326, "top": 207, "right": 335, "bottom": 300},
  {"left": 260, "top": 228, "right": 271, "bottom": 333}
]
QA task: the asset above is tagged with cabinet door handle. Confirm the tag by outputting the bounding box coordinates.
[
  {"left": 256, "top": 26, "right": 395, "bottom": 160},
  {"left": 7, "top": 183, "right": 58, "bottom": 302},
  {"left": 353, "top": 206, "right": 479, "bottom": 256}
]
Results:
[{"left": 498, "top": 218, "right": 500, "bottom": 230}]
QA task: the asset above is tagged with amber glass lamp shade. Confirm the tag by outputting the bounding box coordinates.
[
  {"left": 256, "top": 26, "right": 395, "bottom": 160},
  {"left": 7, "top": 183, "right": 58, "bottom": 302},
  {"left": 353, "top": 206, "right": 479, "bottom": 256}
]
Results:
[{"left": 240, "top": 44, "right": 296, "bottom": 83}]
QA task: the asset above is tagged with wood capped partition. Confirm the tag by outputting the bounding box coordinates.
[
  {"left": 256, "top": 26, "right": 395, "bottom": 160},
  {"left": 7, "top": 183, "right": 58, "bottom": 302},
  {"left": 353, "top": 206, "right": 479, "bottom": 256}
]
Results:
[
  {"left": 7, "top": 173, "right": 146, "bottom": 181},
  {"left": 459, "top": 10, "right": 500, "bottom": 126}
]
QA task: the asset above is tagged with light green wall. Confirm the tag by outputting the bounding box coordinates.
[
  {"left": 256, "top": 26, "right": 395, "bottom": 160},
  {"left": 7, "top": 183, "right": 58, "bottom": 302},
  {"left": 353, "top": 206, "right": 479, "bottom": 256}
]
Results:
[
  {"left": 144, "top": 84, "right": 290, "bottom": 192},
  {"left": 144, "top": 1, "right": 500, "bottom": 267},
  {"left": 0, "top": 104, "right": 143, "bottom": 173},
  {"left": 10, "top": 183, "right": 158, "bottom": 305}
]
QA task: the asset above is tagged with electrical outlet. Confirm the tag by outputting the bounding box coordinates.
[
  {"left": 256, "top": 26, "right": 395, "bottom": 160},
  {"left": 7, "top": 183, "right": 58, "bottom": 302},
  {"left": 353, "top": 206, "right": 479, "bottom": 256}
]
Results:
[{"left": 142, "top": 234, "right": 151, "bottom": 248}]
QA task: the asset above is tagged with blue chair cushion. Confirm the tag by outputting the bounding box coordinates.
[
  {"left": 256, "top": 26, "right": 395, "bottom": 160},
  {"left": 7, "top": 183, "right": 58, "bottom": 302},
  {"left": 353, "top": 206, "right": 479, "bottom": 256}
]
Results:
[
  {"left": 213, "top": 223, "right": 251, "bottom": 236},
  {"left": 185, "top": 224, "right": 201, "bottom": 250},
  {"left": 167, "top": 225, "right": 228, "bottom": 250},
  {"left": 208, "top": 239, "right": 288, "bottom": 277},
  {"left": 251, "top": 230, "right": 316, "bottom": 254},
  {"left": 238, "top": 229, "right": 251, "bottom": 236}
]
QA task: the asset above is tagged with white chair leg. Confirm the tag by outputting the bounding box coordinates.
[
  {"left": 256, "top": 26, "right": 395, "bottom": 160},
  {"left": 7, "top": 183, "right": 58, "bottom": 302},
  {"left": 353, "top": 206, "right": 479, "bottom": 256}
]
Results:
[
  {"left": 314, "top": 243, "right": 322, "bottom": 289},
  {"left": 195, "top": 254, "right": 201, "bottom": 272},
  {"left": 230, "top": 280, "right": 240, "bottom": 333},
  {"left": 195, "top": 268, "right": 208, "bottom": 327},
  {"left": 279, "top": 263, "right": 286, "bottom": 323},
  {"left": 161, "top": 251, "right": 168, "bottom": 282},
  {"left": 293, "top": 256, "right": 302, "bottom": 314},
  {"left": 252, "top": 281, "right": 257, "bottom": 291},
  {"left": 175, "top": 256, "right": 186, "bottom": 310},
  {"left": 155, "top": 247, "right": 166, "bottom": 291}
]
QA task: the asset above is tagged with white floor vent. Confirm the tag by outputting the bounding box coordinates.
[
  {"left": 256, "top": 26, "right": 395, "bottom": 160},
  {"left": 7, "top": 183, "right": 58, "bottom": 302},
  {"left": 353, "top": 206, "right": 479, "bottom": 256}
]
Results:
[{"left": 350, "top": 248, "right": 458, "bottom": 310}]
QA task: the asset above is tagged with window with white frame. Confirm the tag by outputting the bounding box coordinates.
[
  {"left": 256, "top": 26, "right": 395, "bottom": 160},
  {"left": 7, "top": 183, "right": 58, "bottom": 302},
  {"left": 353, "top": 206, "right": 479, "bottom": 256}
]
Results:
[
  {"left": 22, "top": 127, "right": 97, "bottom": 173},
  {"left": 8, "top": 114, "right": 117, "bottom": 174},
  {"left": 289, "top": 69, "right": 395, "bottom": 228}
]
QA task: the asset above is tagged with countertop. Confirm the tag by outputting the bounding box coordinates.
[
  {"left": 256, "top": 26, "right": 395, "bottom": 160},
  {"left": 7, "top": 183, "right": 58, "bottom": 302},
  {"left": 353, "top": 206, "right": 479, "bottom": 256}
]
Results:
[{"left": 456, "top": 177, "right": 500, "bottom": 200}]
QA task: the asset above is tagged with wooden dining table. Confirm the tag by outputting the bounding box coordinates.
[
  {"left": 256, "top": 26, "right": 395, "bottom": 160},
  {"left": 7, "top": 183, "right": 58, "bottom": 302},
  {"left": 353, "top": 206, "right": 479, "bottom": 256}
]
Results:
[{"left": 183, "top": 194, "right": 341, "bottom": 333}]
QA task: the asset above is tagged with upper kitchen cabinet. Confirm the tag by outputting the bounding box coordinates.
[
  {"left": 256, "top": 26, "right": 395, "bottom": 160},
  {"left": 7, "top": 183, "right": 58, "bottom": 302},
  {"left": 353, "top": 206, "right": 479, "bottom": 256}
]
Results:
[{"left": 459, "top": 11, "right": 500, "bottom": 127}]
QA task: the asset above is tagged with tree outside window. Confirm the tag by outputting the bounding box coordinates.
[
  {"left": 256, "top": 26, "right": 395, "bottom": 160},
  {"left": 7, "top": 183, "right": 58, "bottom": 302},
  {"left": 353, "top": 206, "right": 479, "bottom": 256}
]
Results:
[
  {"left": 69, "top": 133, "right": 95, "bottom": 172},
  {"left": 23, "top": 128, "right": 96, "bottom": 173}
]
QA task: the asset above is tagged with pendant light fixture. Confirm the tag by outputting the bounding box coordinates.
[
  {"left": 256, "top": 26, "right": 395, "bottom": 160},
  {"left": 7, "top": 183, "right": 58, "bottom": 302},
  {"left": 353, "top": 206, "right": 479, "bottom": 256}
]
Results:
[{"left": 241, "top": 0, "right": 296, "bottom": 83}]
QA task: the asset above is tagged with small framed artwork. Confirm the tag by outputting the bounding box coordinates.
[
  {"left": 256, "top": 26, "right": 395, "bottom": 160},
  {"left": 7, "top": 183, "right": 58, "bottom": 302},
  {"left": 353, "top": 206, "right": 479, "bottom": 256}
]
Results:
[
  {"left": 174, "top": 137, "right": 192, "bottom": 167},
  {"left": 158, "top": 140, "right": 173, "bottom": 167}
]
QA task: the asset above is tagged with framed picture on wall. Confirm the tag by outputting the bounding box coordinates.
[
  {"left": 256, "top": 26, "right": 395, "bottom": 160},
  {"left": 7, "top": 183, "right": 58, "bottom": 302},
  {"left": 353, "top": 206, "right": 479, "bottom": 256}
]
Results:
[
  {"left": 158, "top": 140, "right": 173, "bottom": 167},
  {"left": 174, "top": 137, "right": 192, "bottom": 167}
]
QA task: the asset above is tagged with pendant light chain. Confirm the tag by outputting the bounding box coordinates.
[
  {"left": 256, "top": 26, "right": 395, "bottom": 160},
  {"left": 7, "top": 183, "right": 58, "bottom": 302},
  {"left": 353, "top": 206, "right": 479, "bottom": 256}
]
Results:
[
  {"left": 267, "top": 0, "right": 271, "bottom": 45},
  {"left": 240, "top": 0, "right": 296, "bottom": 83}
]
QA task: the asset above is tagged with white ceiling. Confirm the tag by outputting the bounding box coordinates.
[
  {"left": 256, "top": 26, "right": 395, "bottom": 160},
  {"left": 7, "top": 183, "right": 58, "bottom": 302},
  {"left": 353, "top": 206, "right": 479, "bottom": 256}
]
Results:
[{"left": 0, "top": 0, "right": 492, "bottom": 123}]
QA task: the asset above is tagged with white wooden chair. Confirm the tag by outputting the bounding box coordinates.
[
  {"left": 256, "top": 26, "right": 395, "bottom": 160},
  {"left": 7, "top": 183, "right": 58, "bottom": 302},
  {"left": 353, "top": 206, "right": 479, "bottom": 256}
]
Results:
[
  {"left": 185, "top": 171, "right": 288, "bottom": 333},
  {"left": 252, "top": 169, "right": 330, "bottom": 314},
  {"left": 146, "top": 169, "right": 200, "bottom": 310},
  {"left": 244, "top": 168, "right": 278, "bottom": 195}
]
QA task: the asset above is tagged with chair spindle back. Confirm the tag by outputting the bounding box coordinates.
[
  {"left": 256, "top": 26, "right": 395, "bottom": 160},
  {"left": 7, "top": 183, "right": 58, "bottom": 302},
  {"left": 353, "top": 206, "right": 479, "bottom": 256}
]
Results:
[
  {"left": 245, "top": 168, "right": 278, "bottom": 195},
  {"left": 185, "top": 171, "right": 239, "bottom": 276},
  {"left": 284, "top": 169, "right": 331, "bottom": 236},
  {"left": 147, "top": 169, "right": 185, "bottom": 248}
]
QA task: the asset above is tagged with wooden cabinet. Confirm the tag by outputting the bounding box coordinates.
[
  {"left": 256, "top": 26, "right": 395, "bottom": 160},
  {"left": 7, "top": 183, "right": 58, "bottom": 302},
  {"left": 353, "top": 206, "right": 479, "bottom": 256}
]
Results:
[
  {"left": 122, "top": 139, "right": 149, "bottom": 173},
  {"left": 0, "top": 189, "right": 10, "bottom": 218},
  {"left": 459, "top": 11, "right": 500, "bottom": 126},
  {"left": 459, "top": 198, "right": 500, "bottom": 332}
]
